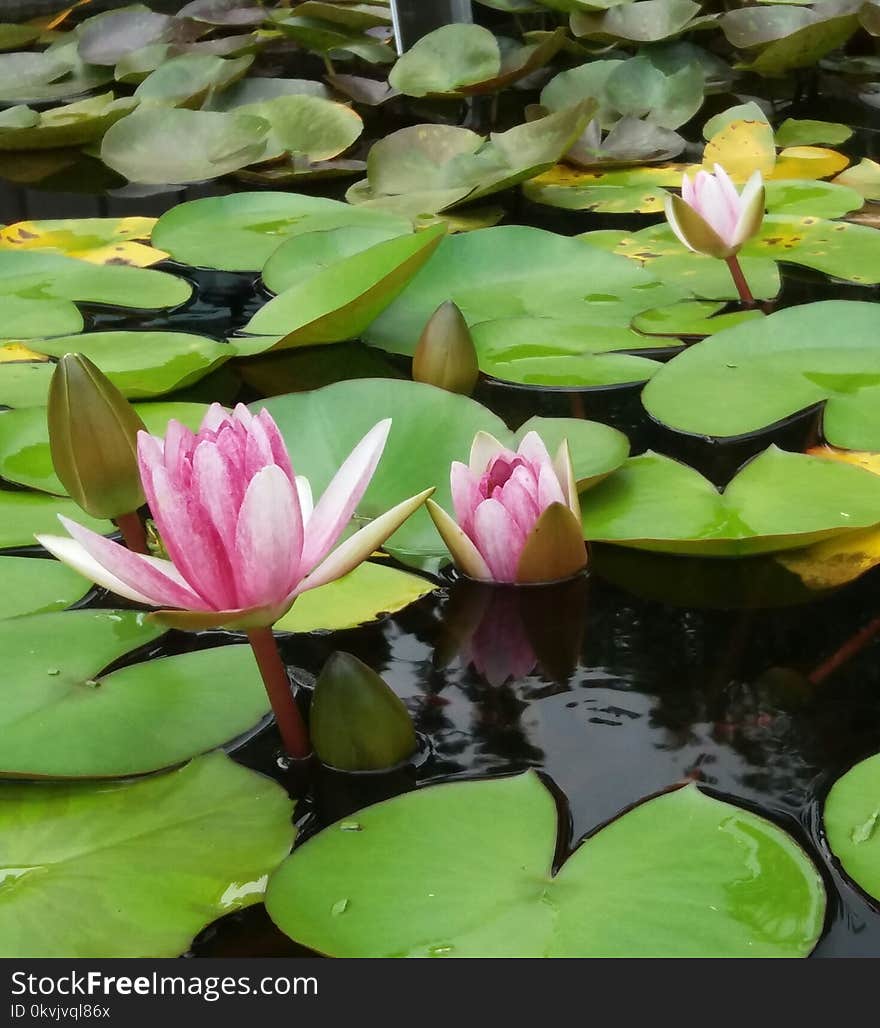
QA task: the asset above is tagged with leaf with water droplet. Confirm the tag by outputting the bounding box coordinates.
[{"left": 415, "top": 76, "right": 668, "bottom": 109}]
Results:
[
  {"left": 825, "top": 752, "right": 880, "bottom": 903},
  {"left": 331, "top": 898, "right": 349, "bottom": 916}
]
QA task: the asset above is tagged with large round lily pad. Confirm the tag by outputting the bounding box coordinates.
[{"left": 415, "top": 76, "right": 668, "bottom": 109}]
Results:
[
  {"left": 0, "top": 250, "right": 191, "bottom": 310},
  {"left": 133, "top": 52, "right": 253, "bottom": 108},
  {"left": 0, "top": 612, "right": 274, "bottom": 778},
  {"left": 1, "top": 491, "right": 110, "bottom": 550},
  {"left": 152, "top": 191, "right": 411, "bottom": 271},
  {"left": 642, "top": 301, "right": 880, "bottom": 450},
  {"left": 579, "top": 446, "right": 880, "bottom": 556},
  {"left": 0, "top": 752, "right": 293, "bottom": 957},
  {"left": 0, "top": 401, "right": 208, "bottom": 494},
  {"left": 0, "top": 332, "right": 230, "bottom": 412},
  {"left": 76, "top": 4, "right": 176, "bottom": 65},
  {"left": 824, "top": 752, "right": 880, "bottom": 904},
  {"left": 265, "top": 772, "right": 824, "bottom": 957},
  {"left": 365, "top": 225, "right": 687, "bottom": 356},
  {"left": 0, "top": 556, "right": 87, "bottom": 619},
  {"left": 236, "top": 226, "right": 446, "bottom": 352},
  {"left": 0, "top": 296, "right": 83, "bottom": 340},
  {"left": 233, "top": 93, "right": 363, "bottom": 162},
  {"left": 260, "top": 378, "right": 629, "bottom": 566},
  {"left": 275, "top": 561, "right": 436, "bottom": 633},
  {"left": 101, "top": 107, "right": 270, "bottom": 185}
]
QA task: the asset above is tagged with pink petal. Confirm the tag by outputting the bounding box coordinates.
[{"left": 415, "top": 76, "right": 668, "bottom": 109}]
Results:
[
  {"left": 161, "top": 421, "right": 196, "bottom": 489},
  {"left": 37, "top": 533, "right": 157, "bottom": 606},
  {"left": 192, "top": 440, "right": 246, "bottom": 547},
  {"left": 232, "top": 403, "right": 254, "bottom": 428},
  {"left": 516, "top": 430, "right": 553, "bottom": 471},
  {"left": 681, "top": 171, "right": 696, "bottom": 206},
  {"left": 244, "top": 414, "right": 276, "bottom": 480},
  {"left": 537, "top": 463, "right": 566, "bottom": 510},
  {"left": 300, "top": 419, "right": 391, "bottom": 571},
  {"left": 234, "top": 464, "right": 303, "bottom": 608},
  {"left": 496, "top": 465, "right": 541, "bottom": 535},
  {"left": 450, "top": 461, "right": 481, "bottom": 534},
  {"left": 200, "top": 403, "right": 232, "bottom": 433},
  {"left": 256, "top": 407, "right": 295, "bottom": 484},
  {"left": 296, "top": 476, "right": 313, "bottom": 525},
  {"left": 471, "top": 498, "right": 527, "bottom": 583},
  {"left": 56, "top": 516, "right": 209, "bottom": 609}
]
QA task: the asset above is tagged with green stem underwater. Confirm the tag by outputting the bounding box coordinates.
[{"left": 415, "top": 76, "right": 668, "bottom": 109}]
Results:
[
  {"left": 246, "top": 627, "right": 311, "bottom": 759},
  {"left": 725, "top": 255, "right": 755, "bottom": 308},
  {"left": 115, "top": 511, "right": 148, "bottom": 555}
]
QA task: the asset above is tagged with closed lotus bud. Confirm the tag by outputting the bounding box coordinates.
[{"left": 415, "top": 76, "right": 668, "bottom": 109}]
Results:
[
  {"left": 412, "top": 301, "right": 479, "bottom": 396},
  {"left": 311, "top": 652, "right": 417, "bottom": 772},
  {"left": 48, "top": 354, "right": 146, "bottom": 519}
]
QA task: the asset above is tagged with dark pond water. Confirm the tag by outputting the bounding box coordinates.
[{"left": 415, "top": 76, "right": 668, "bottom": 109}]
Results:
[{"left": 3, "top": 26, "right": 880, "bottom": 956}]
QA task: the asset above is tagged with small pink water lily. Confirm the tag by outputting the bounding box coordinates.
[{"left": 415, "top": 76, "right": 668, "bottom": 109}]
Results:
[
  {"left": 37, "top": 403, "right": 432, "bottom": 631},
  {"left": 426, "top": 431, "right": 587, "bottom": 585},
  {"left": 665, "top": 164, "right": 765, "bottom": 306}
]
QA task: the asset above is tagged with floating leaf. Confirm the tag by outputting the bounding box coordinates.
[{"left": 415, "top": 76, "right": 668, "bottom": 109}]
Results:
[
  {"left": 524, "top": 162, "right": 683, "bottom": 213},
  {"left": 0, "top": 401, "right": 208, "bottom": 494},
  {"left": 571, "top": 0, "right": 713, "bottom": 43},
  {"left": 266, "top": 773, "right": 823, "bottom": 957},
  {"left": 0, "top": 217, "right": 165, "bottom": 267},
  {"left": 642, "top": 301, "right": 880, "bottom": 451},
  {"left": 0, "top": 297, "right": 83, "bottom": 342},
  {"left": 724, "top": 5, "right": 860, "bottom": 76},
  {"left": 824, "top": 752, "right": 880, "bottom": 903},
  {"left": 632, "top": 300, "right": 764, "bottom": 338},
  {"left": 208, "top": 75, "right": 332, "bottom": 108},
  {"left": 775, "top": 118, "right": 852, "bottom": 146},
  {"left": 0, "top": 752, "right": 293, "bottom": 957},
  {"left": 579, "top": 445, "right": 880, "bottom": 556},
  {"left": 345, "top": 103, "right": 594, "bottom": 217},
  {"left": 234, "top": 93, "right": 362, "bottom": 161},
  {"left": 152, "top": 190, "right": 410, "bottom": 271},
  {"left": 101, "top": 107, "right": 270, "bottom": 185},
  {"left": 275, "top": 562, "right": 436, "bottom": 633},
  {"left": 833, "top": 158, "right": 880, "bottom": 200},
  {"left": 602, "top": 50, "right": 705, "bottom": 130},
  {"left": 366, "top": 225, "right": 688, "bottom": 356},
  {"left": 0, "top": 25, "right": 42, "bottom": 52},
  {"left": 260, "top": 379, "right": 629, "bottom": 566},
  {"left": 0, "top": 45, "right": 112, "bottom": 103},
  {"left": 237, "top": 226, "right": 445, "bottom": 353},
  {"left": 271, "top": 11, "right": 394, "bottom": 63},
  {"left": 0, "top": 617, "right": 274, "bottom": 779},
  {"left": 0, "top": 556, "right": 87, "bottom": 619},
  {"left": 178, "top": 0, "right": 267, "bottom": 26},
  {"left": 763, "top": 179, "right": 862, "bottom": 219},
  {"left": 0, "top": 250, "right": 191, "bottom": 309},
  {"left": 703, "top": 118, "right": 776, "bottom": 179},
  {"left": 1, "top": 490, "right": 110, "bottom": 550},
  {"left": 0, "top": 93, "right": 137, "bottom": 151},
  {"left": 133, "top": 52, "right": 253, "bottom": 108},
  {"left": 76, "top": 4, "right": 177, "bottom": 65}
]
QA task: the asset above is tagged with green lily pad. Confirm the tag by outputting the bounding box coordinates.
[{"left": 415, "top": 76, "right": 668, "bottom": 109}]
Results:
[
  {"left": 0, "top": 400, "right": 208, "bottom": 494},
  {"left": 579, "top": 224, "right": 781, "bottom": 301},
  {"left": 0, "top": 751, "right": 293, "bottom": 957},
  {"left": 774, "top": 118, "right": 852, "bottom": 146},
  {"left": 642, "top": 300, "right": 880, "bottom": 451},
  {"left": 580, "top": 445, "right": 880, "bottom": 556},
  {"left": 722, "top": 5, "right": 859, "bottom": 76},
  {"left": 571, "top": 0, "right": 713, "bottom": 43},
  {"left": 0, "top": 45, "right": 113, "bottom": 104},
  {"left": 271, "top": 12, "right": 394, "bottom": 63},
  {"left": 0, "top": 332, "right": 230, "bottom": 413},
  {"left": 824, "top": 752, "right": 880, "bottom": 903},
  {"left": 237, "top": 226, "right": 446, "bottom": 353},
  {"left": 0, "top": 25, "right": 42, "bottom": 52},
  {"left": 275, "top": 561, "right": 436, "bottom": 633},
  {"left": 764, "top": 179, "right": 863, "bottom": 219},
  {"left": 101, "top": 107, "right": 270, "bottom": 185},
  {"left": 472, "top": 315, "right": 679, "bottom": 388},
  {"left": 632, "top": 300, "right": 764, "bottom": 339},
  {"left": 233, "top": 93, "right": 363, "bottom": 161},
  {"left": 266, "top": 773, "right": 824, "bottom": 957},
  {"left": 524, "top": 162, "right": 683, "bottom": 214},
  {"left": 365, "top": 225, "right": 687, "bottom": 356},
  {"left": 152, "top": 191, "right": 411, "bottom": 271},
  {"left": 0, "top": 93, "right": 138, "bottom": 151},
  {"left": 76, "top": 4, "right": 177, "bottom": 65},
  {"left": 114, "top": 41, "right": 170, "bottom": 83},
  {"left": 208, "top": 76, "right": 332, "bottom": 109},
  {"left": 291, "top": 2, "right": 391, "bottom": 31},
  {"left": 345, "top": 103, "right": 594, "bottom": 218},
  {"left": 133, "top": 52, "right": 253, "bottom": 108},
  {"left": 178, "top": 0, "right": 267, "bottom": 25},
  {"left": 261, "top": 224, "right": 413, "bottom": 294},
  {"left": 741, "top": 214, "right": 880, "bottom": 284},
  {"left": 0, "top": 490, "right": 110, "bottom": 550},
  {"left": 0, "top": 614, "right": 276, "bottom": 778},
  {"left": 0, "top": 363, "right": 55, "bottom": 409},
  {"left": 260, "top": 378, "right": 628, "bottom": 566},
  {"left": 540, "top": 59, "right": 625, "bottom": 128},
  {"left": 0, "top": 556, "right": 87, "bottom": 619},
  {"left": 389, "top": 23, "right": 565, "bottom": 99},
  {"left": 833, "top": 158, "right": 880, "bottom": 200},
  {"left": 0, "top": 250, "right": 191, "bottom": 310},
  {"left": 0, "top": 296, "right": 83, "bottom": 340}
]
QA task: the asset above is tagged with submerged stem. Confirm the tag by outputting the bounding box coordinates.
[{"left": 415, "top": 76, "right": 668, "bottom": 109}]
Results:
[
  {"left": 246, "top": 627, "right": 311, "bottom": 759},
  {"left": 114, "top": 511, "right": 148, "bottom": 554},
  {"left": 725, "top": 255, "right": 756, "bottom": 308}
]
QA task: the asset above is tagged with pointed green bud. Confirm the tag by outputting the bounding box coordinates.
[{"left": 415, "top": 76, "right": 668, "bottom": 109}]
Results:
[
  {"left": 311, "top": 652, "right": 418, "bottom": 772},
  {"left": 412, "top": 301, "right": 479, "bottom": 396},
  {"left": 48, "top": 354, "right": 146, "bottom": 519}
]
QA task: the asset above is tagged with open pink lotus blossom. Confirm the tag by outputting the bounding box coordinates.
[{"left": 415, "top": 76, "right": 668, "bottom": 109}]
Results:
[
  {"left": 426, "top": 430, "right": 587, "bottom": 585},
  {"left": 37, "top": 403, "right": 432, "bottom": 630},
  {"left": 665, "top": 164, "right": 765, "bottom": 259}
]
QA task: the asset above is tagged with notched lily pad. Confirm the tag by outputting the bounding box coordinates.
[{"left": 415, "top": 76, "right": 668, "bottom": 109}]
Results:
[
  {"left": 266, "top": 773, "right": 824, "bottom": 957},
  {"left": 0, "top": 752, "right": 294, "bottom": 957},
  {"left": 824, "top": 752, "right": 880, "bottom": 903}
]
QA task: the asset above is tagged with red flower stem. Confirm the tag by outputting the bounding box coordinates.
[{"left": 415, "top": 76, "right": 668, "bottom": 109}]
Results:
[
  {"left": 808, "top": 615, "right": 880, "bottom": 686},
  {"left": 114, "top": 511, "right": 148, "bottom": 554},
  {"left": 725, "top": 255, "right": 756, "bottom": 308},
  {"left": 246, "top": 628, "right": 311, "bottom": 759}
]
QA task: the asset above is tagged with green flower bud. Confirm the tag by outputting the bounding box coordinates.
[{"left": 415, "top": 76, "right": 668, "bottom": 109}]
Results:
[
  {"left": 412, "top": 301, "right": 479, "bottom": 396},
  {"left": 48, "top": 354, "right": 146, "bottom": 519},
  {"left": 311, "top": 652, "right": 418, "bottom": 772}
]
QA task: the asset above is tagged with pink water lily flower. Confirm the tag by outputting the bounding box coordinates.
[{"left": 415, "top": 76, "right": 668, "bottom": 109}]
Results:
[
  {"left": 427, "top": 430, "right": 587, "bottom": 585},
  {"left": 665, "top": 164, "right": 765, "bottom": 260},
  {"left": 37, "top": 403, "right": 432, "bottom": 631}
]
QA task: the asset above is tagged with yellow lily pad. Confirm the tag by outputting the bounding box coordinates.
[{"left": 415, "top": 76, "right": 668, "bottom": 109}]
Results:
[
  {"left": 772, "top": 145, "right": 849, "bottom": 181},
  {"left": 702, "top": 119, "right": 776, "bottom": 180},
  {"left": 0, "top": 343, "right": 48, "bottom": 363},
  {"left": 0, "top": 217, "right": 167, "bottom": 267},
  {"left": 833, "top": 158, "right": 880, "bottom": 201}
]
